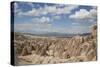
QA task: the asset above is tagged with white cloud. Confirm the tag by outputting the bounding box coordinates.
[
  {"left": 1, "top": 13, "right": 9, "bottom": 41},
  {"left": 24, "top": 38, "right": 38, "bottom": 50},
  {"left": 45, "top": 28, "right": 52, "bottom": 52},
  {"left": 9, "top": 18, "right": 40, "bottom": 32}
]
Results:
[
  {"left": 90, "top": 8, "right": 97, "bottom": 18},
  {"left": 39, "top": 17, "right": 50, "bottom": 23},
  {"left": 69, "top": 9, "right": 89, "bottom": 19},
  {"left": 32, "top": 16, "right": 51, "bottom": 24},
  {"left": 17, "top": 5, "right": 78, "bottom": 16},
  {"left": 14, "top": 2, "right": 34, "bottom": 16},
  {"left": 17, "top": 8, "right": 39, "bottom": 16},
  {"left": 69, "top": 8, "right": 97, "bottom": 20},
  {"left": 44, "top": 5, "right": 78, "bottom": 15}
]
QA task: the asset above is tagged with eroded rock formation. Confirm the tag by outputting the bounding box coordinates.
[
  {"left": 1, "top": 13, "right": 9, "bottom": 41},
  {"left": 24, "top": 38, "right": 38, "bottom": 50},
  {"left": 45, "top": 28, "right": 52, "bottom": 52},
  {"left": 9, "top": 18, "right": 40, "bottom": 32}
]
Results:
[{"left": 14, "top": 25, "right": 97, "bottom": 65}]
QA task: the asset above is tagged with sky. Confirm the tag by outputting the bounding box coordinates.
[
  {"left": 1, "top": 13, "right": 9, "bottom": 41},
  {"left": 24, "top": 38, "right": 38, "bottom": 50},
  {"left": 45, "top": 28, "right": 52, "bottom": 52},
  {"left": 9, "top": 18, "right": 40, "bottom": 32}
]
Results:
[{"left": 13, "top": 2, "right": 97, "bottom": 34}]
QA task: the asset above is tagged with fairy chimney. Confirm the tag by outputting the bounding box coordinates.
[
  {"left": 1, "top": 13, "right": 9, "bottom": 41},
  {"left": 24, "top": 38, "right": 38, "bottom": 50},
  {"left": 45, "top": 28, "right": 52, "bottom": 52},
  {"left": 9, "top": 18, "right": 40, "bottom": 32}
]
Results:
[{"left": 91, "top": 25, "right": 97, "bottom": 38}]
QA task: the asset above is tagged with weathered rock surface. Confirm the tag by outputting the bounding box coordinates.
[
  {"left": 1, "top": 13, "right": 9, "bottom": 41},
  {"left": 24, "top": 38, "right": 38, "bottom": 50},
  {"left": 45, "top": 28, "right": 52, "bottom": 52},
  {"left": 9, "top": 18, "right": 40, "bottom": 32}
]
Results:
[{"left": 14, "top": 25, "right": 97, "bottom": 65}]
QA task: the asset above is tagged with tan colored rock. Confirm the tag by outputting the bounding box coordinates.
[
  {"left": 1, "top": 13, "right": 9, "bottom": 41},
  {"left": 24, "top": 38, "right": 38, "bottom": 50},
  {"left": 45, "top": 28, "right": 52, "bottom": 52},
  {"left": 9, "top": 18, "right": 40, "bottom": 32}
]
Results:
[
  {"left": 86, "top": 49, "right": 96, "bottom": 61},
  {"left": 21, "top": 47, "right": 29, "bottom": 56},
  {"left": 91, "top": 25, "right": 97, "bottom": 38}
]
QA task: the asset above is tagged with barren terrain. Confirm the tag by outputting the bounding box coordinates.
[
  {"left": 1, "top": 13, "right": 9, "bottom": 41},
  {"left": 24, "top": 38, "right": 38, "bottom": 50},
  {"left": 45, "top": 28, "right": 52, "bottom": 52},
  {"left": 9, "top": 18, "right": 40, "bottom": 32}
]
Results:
[{"left": 14, "top": 25, "right": 97, "bottom": 65}]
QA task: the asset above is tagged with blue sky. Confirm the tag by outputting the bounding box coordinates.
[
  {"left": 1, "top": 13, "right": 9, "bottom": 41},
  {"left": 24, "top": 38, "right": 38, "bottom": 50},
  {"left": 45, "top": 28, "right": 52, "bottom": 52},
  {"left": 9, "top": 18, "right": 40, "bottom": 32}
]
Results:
[{"left": 13, "top": 2, "right": 97, "bottom": 34}]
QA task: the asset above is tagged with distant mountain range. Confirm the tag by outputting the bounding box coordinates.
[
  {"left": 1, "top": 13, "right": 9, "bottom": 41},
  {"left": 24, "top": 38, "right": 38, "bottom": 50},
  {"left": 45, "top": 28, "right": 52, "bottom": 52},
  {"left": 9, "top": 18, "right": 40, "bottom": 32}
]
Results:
[{"left": 15, "top": 32, "right": 91, "bottom": 38}]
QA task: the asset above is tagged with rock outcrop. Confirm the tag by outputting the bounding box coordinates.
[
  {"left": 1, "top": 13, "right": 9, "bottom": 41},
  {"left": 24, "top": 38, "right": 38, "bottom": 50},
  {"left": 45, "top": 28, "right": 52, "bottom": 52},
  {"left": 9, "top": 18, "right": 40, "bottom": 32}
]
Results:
[{"left": 14, "top": 25, "right": 97, "bottom": 65}]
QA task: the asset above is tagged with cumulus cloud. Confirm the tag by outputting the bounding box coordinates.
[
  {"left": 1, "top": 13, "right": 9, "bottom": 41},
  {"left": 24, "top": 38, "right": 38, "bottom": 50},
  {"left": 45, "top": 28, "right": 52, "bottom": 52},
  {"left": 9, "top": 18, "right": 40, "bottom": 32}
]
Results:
[
  {"left": 14, "top": 3, "right": 95, "bottom": 34},
  {"left": 39, "top": 17, "right": 51, "bottom": 23},
  {"left": 17, "top": 8, "right": 38, "bottom": 16},
  {"left": 17, "top": 4, "right": 78, "bottom": 16},
  {"left": 14, "top": 2, "right": 35, "bottom": 15},
  {"left": 32, "top": 16, "right": 52, "bottom": 24},
  {"left": 69, "top": 8, "right": 97, "bottom": 20}
]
